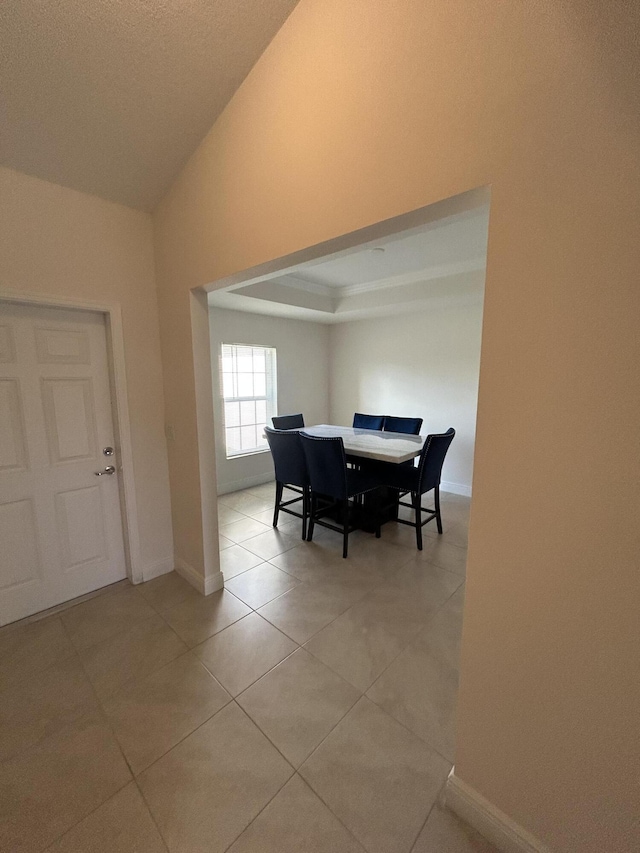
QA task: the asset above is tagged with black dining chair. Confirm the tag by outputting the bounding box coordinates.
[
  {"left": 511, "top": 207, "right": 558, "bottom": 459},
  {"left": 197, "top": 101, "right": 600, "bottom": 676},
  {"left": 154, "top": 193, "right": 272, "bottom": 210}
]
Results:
[
  {"left": 383, "top": 416, "right": 423, "bottom": 435},
  {"left": 377, "top": 428, "right": 455, "bottom": 550},
  {"left": 352, "top": 413, "right": 385, "bottom": 431},
  {"left": 272, "top": 413, "right": 304, "bottom": 430},
  {"left": 264, "top": 426, "right": 310, "bottom": 539},
  {"left": 299, "top": 432, "right": 382, "bottom": 558}
]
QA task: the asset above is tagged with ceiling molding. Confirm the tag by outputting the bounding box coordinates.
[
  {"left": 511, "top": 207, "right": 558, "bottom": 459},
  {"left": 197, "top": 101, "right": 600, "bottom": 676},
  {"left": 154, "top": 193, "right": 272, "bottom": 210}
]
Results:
[
  {"left": 338, "top": 257, "right": 486, "bottom": 297},
  {"left": 274, "top": 274, "right": 335, "bottom": 298}
]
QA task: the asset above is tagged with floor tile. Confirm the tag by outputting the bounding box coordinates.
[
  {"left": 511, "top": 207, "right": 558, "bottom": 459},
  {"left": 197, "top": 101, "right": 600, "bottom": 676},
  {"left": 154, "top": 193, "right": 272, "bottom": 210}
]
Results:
[
  {"left": 138, "top": 702, "right": 292, "bottom": 853},
  {"left": 0, "top": 710, "right": 131, "bottom": 853},
  {"left": 237, "top": 648, "right": 360, "bottom": 767},
  {"left": 77, "top": 613, "right": 188, "bottom": 701},
  {"left": 220, "top": 545, "right": 264, "bottom": 580},
  {"left": 220, "top": 516, "right": 271, "bottom": 544},
  {"left": 0, "top": 617, "right": 75, "bottom": 691},
  {"left": 61, "top": 587, "right": 157, "bottom": 651},
  {"left": 411, "top": 800, "right": 498, "bottom": 852},
  {"left": 0, "top": 656, "right": 97, "bottom": 762},
  {"left": 226, "top": 562, "right": 300, "bottom": 609},
  {"left": 241, "top": 528, "right": 301, "bottom": 561},
  {"left": 385, "top": 561, "right": 463, "bottom": 612},
  {"left": 194, "top": 612, "right": 297, "bottom": 696},
  {"left": 420, "top": 520, "right": 468, "bottom": 549},
  {"left": 219, "top": 534, "right": 234, "bottom": 550},
  {"left": 218, "top": 492, "right": 273, "bottom": 517},
  {"left": 44, "top": 782, "right": 167, "bottom": 853},
  {"left": 250, "top": 506, "right": 304, "bottom": 538},
  {"left": 228, "top": 774, "right": 365, "bottom": 853},
  {"left": 258, "top": 580, "right": 359, "bottom": 645},
  {"left": 349, "top": 537, "right": 415, "bottom": 573},
  {"left": 136, "top": 571, "right": 197, "bottom": 613},
  {"left": 304, "top": 583, "right": 435, "bottom": 691},
  {"left": 162, "top": 588, "right": 251, "bottom": 648},
  {"left": 366, "top": 636, "right": 459, "bottom": 761},
  {"left": 103, "top": 652, "right": 231, "bottom": 775},
  {"left": 300, "top": 697, "right": 450, "bottom": 853},
  {"left": 245, "top": 481, "right": 276, "bottom": 501},
  {"left": 218, "top": 505, "right": 248, "bottom": 526},
  {"left": 413, "top": 585, "right": 465, "bottom": 671},
  {"left": 269, "top": 541, "right": 354, "bottom": 582},
  {"left": 414, "top": 539, "right": 468, "bottom": 576}
]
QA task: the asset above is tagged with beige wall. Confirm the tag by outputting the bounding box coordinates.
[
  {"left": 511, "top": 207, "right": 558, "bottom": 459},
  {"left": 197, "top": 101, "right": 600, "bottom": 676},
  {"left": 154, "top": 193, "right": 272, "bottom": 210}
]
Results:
[
  {"left": 209, "top": 307, "right": 330, "bottom": 493},
  {"left": 153, "top": 2, "right": 640, "bottom": 850},
  {"left": 329, "top": 300, "right": 483, "bottom": 494},
  {"left": 0, "top": 166, "right": 173, "bottom": 580}
]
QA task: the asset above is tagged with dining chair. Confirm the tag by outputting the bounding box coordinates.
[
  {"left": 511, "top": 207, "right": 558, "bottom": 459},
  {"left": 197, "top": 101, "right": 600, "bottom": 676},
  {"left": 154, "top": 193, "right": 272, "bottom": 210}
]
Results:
[
  {"left": 383, "top": 416, "right": 423, "bottom": 435},
  {"left": 377, "top": 428, "right": 455, "bottom": 549},
  {"left": 299, "top": 432, "right": 382, "bottom": 557},
  {"left": 264, "top": 426, "right": 310, "bottom": 539},
  {"left": 352, "top": 412, "right": 385, "bottom": 430},
  {"left": 382, "top": 415, "right": 423, "bottom": 474},
  {"left": 272, "top": 413, "right": 304, "bottom": 430}
]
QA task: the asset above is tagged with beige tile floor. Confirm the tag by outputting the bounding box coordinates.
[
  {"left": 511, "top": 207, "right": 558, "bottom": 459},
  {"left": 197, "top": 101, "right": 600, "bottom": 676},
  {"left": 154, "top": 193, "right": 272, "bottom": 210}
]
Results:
[{"left": 0, "top": 482, "right": 498, "bottom": 853}]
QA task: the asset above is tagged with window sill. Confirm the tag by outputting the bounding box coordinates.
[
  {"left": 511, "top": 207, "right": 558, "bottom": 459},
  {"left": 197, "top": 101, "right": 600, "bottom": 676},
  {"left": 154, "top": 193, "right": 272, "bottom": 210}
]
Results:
[{"left": 226, "top": 448, "right": 270, "bottom": 461}]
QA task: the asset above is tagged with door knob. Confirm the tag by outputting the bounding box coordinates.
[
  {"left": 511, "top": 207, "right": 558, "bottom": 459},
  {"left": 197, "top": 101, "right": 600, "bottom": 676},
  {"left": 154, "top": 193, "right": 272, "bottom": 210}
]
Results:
[{"left": 94, "top": 466, "right": 116, "bottom": 477}]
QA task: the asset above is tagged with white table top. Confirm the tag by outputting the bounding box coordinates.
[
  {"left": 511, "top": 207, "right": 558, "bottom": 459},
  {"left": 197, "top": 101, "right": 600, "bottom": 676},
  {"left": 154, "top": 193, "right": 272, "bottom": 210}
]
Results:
[{"left": 300, "top": 424, "right": 423, "bottom": 464}]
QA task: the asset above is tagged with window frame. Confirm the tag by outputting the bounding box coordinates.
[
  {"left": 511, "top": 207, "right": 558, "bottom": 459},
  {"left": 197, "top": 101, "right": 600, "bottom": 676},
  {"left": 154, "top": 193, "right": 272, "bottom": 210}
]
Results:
[{"left": 220, "top": 342, "right": 277, "bottom": 459}]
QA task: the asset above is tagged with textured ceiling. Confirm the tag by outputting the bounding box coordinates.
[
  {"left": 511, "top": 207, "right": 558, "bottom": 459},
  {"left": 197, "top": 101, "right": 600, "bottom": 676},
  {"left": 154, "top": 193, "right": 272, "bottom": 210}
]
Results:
[{"left": 0, "top": 0, "right": 299, "bottom": 210}]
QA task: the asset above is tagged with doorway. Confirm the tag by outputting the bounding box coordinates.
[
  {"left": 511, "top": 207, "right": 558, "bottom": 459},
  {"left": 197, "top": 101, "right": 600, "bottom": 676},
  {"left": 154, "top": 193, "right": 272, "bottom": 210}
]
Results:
[{"left": 0, "top": 301, "right": 127, "bottom": 625}]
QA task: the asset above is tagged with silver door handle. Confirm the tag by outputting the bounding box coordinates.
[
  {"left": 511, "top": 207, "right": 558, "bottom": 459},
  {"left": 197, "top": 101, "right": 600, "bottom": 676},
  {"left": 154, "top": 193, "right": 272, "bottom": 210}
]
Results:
[{"left": 94, "top": 466, "right": 116, "bottom": 476}]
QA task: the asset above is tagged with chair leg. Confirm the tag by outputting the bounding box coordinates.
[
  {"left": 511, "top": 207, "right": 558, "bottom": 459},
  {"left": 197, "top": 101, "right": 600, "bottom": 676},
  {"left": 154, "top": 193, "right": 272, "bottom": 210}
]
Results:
[
  {"left": 342, "top": 500, "right": 349, "bottom": 558},
  {"left": 301, "top": 486, "right": 308, "bottom": 541},
  {"left": 273, "top": 481, "right": 283, "bottom": 527},
  {"left": 413, "top": 491, "right": 423, "bottom": 550},
  {"left": 307, "top": 493, "right": 316, "bottom": 542},
  {"left": 435, "top": 484, "right": 443, "bottom": 534}
]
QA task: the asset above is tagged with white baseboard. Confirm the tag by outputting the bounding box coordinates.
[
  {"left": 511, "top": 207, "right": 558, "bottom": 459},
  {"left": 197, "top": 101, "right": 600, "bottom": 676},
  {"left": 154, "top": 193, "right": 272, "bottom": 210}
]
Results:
[
  {"left": 141, "top": 557, "right": 174, "bottom": 583},
  {"left": 217, "top": 473, "right": 274, "bottom": 496},
  {"left": 441, "top": 481, "right": 472, "bottom": 497},
  {"left": 175, "top": 558, "right": 224, "bottom": 596},
  {"left": 445, "top": 771, "right": 552, "bottom": 853}
]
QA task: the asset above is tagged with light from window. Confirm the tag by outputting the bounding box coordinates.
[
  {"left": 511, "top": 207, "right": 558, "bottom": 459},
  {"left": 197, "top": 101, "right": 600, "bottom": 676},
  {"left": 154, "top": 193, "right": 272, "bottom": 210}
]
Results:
[{"left": 221, "top": 343, "right": 277, "bottom": 457}]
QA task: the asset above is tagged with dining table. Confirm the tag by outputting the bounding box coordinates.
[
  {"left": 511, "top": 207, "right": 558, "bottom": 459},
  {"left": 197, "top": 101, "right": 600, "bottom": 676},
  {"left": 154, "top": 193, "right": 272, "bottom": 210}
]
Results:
[
  {"left": 293, "top": 424, "right": 425, "bottom": 532},
  {"left": 298, "top": 423, "right": 425, "bottom": 463}
]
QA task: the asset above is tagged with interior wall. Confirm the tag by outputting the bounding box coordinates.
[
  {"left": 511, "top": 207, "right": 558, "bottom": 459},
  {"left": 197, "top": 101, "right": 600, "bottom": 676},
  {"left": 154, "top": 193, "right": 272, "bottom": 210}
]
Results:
[
  {"left": 0, "top": 166, "right": 174, "bottom": 580},
  {"left": 328, "top": 298, "right": 483, "bottom": 495},
  {"left": 209, "top": 306, "right": 330, "bottom": 493},
  {"left": 152, "top": 3, "right": 640, "bottom": 850}
]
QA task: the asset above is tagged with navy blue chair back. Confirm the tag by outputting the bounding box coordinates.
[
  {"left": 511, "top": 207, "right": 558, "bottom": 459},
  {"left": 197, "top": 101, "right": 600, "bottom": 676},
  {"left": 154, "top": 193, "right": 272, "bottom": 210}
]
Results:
[
  {"left": 272, "top": 413, "right": 304, "bottom": 430},
  {"left": 299, "top": 433, "right": 348, "bottom": 500},
  {"left": 353, "top": 413, "right": 385, "bottom": 430},
  {"left": 265, "top": 426, "right": 308, "bottom": 487},
  {"left": 417, "top": 428, "right": 455, "bottom": 493},
  {"left": 384, "top": 416, "right": 423, "bottom": 435}
]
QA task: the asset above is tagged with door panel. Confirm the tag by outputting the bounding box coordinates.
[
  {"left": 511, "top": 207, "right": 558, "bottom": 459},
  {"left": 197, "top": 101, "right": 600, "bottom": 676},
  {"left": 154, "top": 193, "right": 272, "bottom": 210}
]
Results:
[
  {"left": 35, "top": 326, "right": 91, "bottom": 365},
  {"left": 0, "top": 324, "right": 17, "bottom": 362},
  {"left": 56, "top": 485, "right": 108, "bottom": 571},
  {"left": 0, "top": 379, "right": 29, "bottom": 472},
  {"left": 0, "top": 302, "right": 127, "bottom": 625},
  {"left": 0, "top": 498, "right": 41, "bottom": 590},
  {"left": 41, "top": 377, "right": 98, "bottom": 463}
]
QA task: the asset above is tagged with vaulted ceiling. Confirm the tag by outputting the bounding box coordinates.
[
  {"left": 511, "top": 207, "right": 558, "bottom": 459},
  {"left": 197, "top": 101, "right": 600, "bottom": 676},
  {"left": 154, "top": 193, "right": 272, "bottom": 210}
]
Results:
[{"left": 0, "top": 0, "right": 299, "bottom": 210}]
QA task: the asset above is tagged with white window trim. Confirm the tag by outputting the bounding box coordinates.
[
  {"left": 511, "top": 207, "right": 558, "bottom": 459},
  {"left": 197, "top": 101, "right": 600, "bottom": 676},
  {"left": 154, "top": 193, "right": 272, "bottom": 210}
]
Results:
[{"left": 220, "top": 343, "right": 277, "bottom": 459}]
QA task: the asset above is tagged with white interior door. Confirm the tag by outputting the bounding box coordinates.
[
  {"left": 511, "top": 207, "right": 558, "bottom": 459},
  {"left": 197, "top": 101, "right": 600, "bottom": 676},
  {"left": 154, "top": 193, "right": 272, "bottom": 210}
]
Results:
[{"left": 0, "top": 302, "right": 127, "bottom": 626}]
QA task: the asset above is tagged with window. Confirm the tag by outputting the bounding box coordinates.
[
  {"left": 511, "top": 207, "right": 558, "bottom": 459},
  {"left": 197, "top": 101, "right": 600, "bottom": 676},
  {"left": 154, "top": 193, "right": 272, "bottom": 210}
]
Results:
[{"left": 221, "top": 343, "right": 277, "bottom": 457}]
